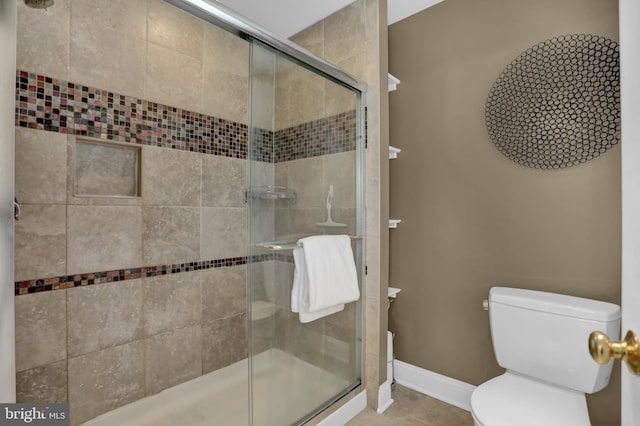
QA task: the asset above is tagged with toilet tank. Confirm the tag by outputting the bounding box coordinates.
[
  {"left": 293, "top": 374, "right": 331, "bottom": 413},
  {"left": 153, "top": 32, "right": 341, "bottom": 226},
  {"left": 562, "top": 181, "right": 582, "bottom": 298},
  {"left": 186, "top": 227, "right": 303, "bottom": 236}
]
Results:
[{"left": 489, "top": 287, "right": 621, "bottom": 394}]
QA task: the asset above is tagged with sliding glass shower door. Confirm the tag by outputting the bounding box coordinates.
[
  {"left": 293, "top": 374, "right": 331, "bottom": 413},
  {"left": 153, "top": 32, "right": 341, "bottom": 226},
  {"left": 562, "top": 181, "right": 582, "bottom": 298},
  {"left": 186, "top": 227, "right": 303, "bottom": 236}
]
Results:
[{"left": 246, "top": 39, "right": 364, "bottom": 426}]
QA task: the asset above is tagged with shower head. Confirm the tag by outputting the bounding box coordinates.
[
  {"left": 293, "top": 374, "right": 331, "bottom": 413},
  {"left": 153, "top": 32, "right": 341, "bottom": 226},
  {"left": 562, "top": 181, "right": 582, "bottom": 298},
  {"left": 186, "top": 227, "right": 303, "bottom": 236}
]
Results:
[{"left": 23, "top": 0, "right": 54, "bottom": 9}]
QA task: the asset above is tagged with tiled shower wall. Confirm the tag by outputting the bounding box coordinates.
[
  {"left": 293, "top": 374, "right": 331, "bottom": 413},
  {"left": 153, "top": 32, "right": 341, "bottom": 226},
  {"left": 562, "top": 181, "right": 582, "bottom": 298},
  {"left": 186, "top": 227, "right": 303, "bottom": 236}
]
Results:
[
  {"left": 288, "top": 0, "right": 386, "bottom": 410},
  {"left": 14, "top": 2, "right": 252, "bottom": 423},
  {"left": 14, "top": 1, "right": 369, "bottom": 425}
]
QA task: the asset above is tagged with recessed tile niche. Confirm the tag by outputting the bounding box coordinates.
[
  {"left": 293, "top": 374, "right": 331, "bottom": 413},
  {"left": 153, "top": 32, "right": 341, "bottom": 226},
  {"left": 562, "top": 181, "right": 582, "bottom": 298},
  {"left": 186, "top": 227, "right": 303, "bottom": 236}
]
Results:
[{"left": 74, "top": 139, "right": 141, "bottom": 197}]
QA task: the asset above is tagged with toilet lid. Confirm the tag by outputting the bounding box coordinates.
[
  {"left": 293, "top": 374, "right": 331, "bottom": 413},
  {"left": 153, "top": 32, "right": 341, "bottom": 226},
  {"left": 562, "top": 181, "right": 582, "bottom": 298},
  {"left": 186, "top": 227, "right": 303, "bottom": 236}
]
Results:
[{"left": 470, "top": 373, "right": 590, "bottom": 426}]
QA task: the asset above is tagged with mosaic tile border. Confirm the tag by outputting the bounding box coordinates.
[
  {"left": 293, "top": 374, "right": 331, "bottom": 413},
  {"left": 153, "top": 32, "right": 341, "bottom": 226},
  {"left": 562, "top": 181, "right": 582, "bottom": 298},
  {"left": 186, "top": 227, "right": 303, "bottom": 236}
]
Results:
[
  {"left": 15, "top": 70, "right": 249, "bottom": 159},
  {"left": 15, "top": 70, "right": 358, "bottom": 163},
  {"left": 251, "top": 127, "right": 275, "bottom": 163},
  {"left": 273, "top": 110, "right": 357, "bottom": 162},
  {"left": 14, "top": 254, "right": 279, "bottom": 295}
]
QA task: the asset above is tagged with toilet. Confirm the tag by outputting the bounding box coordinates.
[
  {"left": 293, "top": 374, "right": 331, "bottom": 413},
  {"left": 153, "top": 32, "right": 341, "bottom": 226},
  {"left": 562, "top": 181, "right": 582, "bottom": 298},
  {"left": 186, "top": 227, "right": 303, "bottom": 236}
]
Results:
[{"left": 471, "top": 287, "right": 621, "bottom": 426}]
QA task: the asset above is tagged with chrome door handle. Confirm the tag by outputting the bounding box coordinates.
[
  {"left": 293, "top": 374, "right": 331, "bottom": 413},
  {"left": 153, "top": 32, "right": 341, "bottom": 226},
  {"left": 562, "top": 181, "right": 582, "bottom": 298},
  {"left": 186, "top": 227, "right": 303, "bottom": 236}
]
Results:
[{"left": 589, "top": 330, "right": 640, "bottom": 375}]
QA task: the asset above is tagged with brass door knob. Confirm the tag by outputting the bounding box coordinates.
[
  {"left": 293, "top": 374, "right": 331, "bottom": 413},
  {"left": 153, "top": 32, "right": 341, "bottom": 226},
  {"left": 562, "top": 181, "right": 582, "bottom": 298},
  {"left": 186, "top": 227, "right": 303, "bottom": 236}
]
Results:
[{"left": 589, "top": 330, "right": 640, "bottom": 375}]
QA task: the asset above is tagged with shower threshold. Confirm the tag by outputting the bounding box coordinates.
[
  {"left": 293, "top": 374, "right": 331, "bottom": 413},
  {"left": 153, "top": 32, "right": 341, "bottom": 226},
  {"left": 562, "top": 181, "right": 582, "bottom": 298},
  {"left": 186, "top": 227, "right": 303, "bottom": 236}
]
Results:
[{"left": 82, "top": 348, "right": 352, "bottom": 426}]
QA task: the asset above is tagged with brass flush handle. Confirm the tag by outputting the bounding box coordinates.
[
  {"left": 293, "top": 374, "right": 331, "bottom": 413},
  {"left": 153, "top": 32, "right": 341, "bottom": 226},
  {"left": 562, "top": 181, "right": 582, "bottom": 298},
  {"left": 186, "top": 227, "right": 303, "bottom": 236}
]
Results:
[{"left": 589, "top": 330, "right": 640, "bottom": 375}]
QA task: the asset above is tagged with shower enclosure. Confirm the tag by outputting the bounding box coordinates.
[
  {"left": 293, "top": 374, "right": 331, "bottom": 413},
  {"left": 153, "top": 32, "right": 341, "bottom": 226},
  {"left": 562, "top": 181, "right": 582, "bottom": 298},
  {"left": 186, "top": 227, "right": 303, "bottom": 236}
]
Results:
[
  {"left": 11, "top": 0, "right": 366, "bottom": 423},
  {"left": 164, "top": 1, "right": 367, "bottom": 424},
  {"left": 246, "top": 39, "right": 364, "bottom": 425}
]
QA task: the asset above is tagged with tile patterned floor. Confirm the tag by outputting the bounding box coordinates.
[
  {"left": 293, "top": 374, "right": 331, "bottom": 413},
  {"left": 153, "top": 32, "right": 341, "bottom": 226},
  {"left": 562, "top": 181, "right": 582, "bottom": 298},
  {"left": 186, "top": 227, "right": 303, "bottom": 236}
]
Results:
[{"left": 347, "top": 385, "right": 475, "bottom": 425}]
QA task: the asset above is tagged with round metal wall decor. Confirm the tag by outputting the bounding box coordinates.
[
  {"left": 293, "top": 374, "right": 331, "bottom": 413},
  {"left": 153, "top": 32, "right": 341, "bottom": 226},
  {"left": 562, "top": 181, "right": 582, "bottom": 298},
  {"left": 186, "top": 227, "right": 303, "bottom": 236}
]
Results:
[{"left": 485, "top": 34, "right": 620, "bottom": 169}]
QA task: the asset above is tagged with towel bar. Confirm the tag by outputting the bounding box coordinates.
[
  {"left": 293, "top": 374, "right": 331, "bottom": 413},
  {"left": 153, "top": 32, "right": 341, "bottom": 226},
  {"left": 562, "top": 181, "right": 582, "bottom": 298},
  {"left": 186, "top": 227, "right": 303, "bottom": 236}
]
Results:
[{"left": 255, "top": 235, "right": 362, "bottom": 251}]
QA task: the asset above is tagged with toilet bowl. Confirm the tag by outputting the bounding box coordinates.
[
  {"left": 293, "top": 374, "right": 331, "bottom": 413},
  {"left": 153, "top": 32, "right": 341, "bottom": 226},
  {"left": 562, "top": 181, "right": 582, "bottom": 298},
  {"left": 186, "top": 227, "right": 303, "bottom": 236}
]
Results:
[
  {"left": 471, "top": 373, "right": 589, "bottom": 426},
  {"left": 471, "top": 287, "right": 620, "bottom": 426}
]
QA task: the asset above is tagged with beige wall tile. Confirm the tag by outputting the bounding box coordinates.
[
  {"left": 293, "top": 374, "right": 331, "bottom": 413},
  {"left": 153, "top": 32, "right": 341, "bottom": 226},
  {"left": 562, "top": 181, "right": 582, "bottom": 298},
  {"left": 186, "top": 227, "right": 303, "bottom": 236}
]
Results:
[
  {"left": 142, "top": 146, "right": 201, "bottom": 207},
  {"left": 17, "top": 0, "right": 70, "bottom": 79},
  {"left": 67, "top": 205, "right": 142, "bottom": 274},
  {"left": 250, "top": 260, "right": 274, "bottom": 302},
  {"left": 203, "top": 24, "right": 249, "bottom": 77},
  {"left": 202, "top": 265, "right": 246, "bottom": 322},
  {"left": 143, "top": 271, "right": 201, "bottom": 336},
  {"left": 326, "top": 300, "right": 357, "bottom": 329},
  {"left": 250, "top": 202, "right": 275, "bottom": 245},
  {"left": 67, "top": 280, "right": 144, "bottom": 358},
  {"left": 274, "top": 208, "right": 290, "bottom": 240},
  {"left": 364, "top": 58, "right": 379, "bottom": 91},
  {"left": 287, "top": 67, "right": 325, "bottom": 127},
  {"left": 142, "top": 207, "right": 200, "bottom": 265},
  {"left": 15, "top": 127, "right": 67, "bottom": 205},
  {"left": 286, "top": 208, "right": 325, "bottom": 237},
  {"left": 273, "top": 261, "right": 294, "bottom": 307},
  {"left": 247, "top": 160, "right": 276, "bottom": 243},
  {"left": 144, "top": 325, "right": 202, "bottom": 395},
  {"left": 364, "top": 0, "right": 379, "bottom": 64},
  {"left": 202, "top": 313, "right": 247, "bottom": 374},
  {"left": 286, "top": 157, "right": 326, "bottom": 209},
  {"left": 275, "top": 311, "right": 297, "bottom": 352},
  {"left": 364, "top": 295, "right": 380, "bottom": 360},
  {"left": 274, "top": 84, "right": 291, "bottom": 131},
  {"left": 202, "top": 156, "right": 245, "bottom": 207},
  {"left": 249, "top": 160, "right": 274, "bottom": 187},
  {"left": 273, "top": 57, "right": 296, "bottom": 129},
  {"left": 201, "top": 24, "right": 249, "bottom": 123},
  {"left": 284, "top": 314, "right": 325, "bottom": 368},
  {"left": 69, "top": 15, "right": 146, "bottom": 99},
  {"left": 68, "top": 341, "right": 145, "bottom": 425},
  {"left": 365, "top": 108, "right": 380, "bottom": 178},
  {"left": 324, "top": 1, "right": 366, "bottom": 65},
  {"left": 364, "top": 236, "right": 380, "bottom": 300},
  {"left": 274, "top": 159, "right": 288, "bottom": 188},
  {"left": 15, "top": 291, "right": 67, "bottom": 372},
  {"left": 201, "top": 207, "right": 246, "bottom": 260},
  {"left": 325, "top": 72, "right": 359, "bottom": 117},
  {"left": 272, "top": 166, "right": 289, "bottom": 241},
  {"left": 250, "top": 46, "right": 276, "bottom": 131},
  {"left": 365, "top": 176, "right": 381, "bottom": 239},
  {"left": 14, "top": 204, "right": 66, "bottom": 282},
  {"left": 290, "top": 20, "right": 325, "bottom": 57},
  {"left": 71, "top": 0, "right": 147, "bottom": 40},
  {"left": 145, "top": 42, "right": 203, "bottom": 114},
  {"left": 365, "top": 348, "right": 379, "bottom": 408},
  {"left": 325, "top": 333, "right": 351, "bottom": 366},
  {"left": 16, "top": 360, "right": 67, "bottom": 404},
  {"left": 202, "top": 70, "right": 248, "bottom": 125},
  {"left": 324, "top": 151, "right": 356, "bottom": 209},
  {"left": 148, "top": 0, "right": 203, "bottom": 59},
  {"left": 250, "top": 311, "right": 275, "bottom": 355}
]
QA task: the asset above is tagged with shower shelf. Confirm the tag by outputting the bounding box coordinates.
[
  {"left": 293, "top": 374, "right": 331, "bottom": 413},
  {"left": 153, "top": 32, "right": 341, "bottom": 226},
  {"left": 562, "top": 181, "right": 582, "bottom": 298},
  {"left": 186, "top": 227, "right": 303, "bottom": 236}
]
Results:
[
  {"left": 388, "top": 73, "right": 401, "bottom": 92},
  {"left": 245, "top": 186, "right": 296, "bottom": 204},
  {"left": 389, "top": 146, "right": 401, "bottom": 159},
  {"left": 256, "top": 235, "right": 362, "bottom": 251}
]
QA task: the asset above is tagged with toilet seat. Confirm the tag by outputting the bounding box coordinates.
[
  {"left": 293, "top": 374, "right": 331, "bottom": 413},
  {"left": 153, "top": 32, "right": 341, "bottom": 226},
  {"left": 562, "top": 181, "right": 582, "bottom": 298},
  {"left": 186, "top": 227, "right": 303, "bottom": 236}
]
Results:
[{"left": 470, "top": 373, "right": 590, "bottom": 426}]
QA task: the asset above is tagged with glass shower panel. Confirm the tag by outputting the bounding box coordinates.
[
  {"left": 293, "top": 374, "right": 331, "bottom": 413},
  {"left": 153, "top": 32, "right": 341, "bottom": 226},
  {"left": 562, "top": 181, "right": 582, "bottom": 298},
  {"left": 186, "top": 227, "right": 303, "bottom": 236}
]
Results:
[{"left": 247, "top": 40, "right": 362, "bottom": 426}]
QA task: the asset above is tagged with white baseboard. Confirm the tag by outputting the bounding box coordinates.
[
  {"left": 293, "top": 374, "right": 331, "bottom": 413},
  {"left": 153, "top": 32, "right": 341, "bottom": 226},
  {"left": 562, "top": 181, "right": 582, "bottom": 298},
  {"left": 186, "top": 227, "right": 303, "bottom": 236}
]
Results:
[
  {"left": 317, "top": 390, "right": 367, "bottom": 426},
  {"left": 393, "top": 360, "right": 475, "bottom": 411},
  {"left": 376, "top": 381, "right": 394, "bottom": 413}
]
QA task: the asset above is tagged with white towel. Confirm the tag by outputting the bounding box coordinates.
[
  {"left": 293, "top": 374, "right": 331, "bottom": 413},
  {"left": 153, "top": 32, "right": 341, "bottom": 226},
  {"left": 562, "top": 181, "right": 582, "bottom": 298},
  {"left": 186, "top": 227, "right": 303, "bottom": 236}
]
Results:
[{"left": 291, "top": 235, "right": 360, "bottom": 323}]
